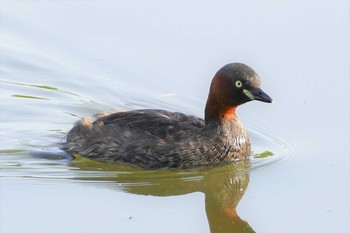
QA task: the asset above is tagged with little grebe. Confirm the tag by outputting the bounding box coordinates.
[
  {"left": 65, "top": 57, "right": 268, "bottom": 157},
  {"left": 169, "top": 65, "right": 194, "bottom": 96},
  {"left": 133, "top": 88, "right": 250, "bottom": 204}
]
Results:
[{"left": 64, "top": 63, "right": 272, "bottom": 169}]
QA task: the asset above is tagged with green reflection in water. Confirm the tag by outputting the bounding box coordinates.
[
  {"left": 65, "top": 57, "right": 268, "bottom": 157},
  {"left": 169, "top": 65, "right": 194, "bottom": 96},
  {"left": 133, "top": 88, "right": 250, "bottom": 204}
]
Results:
[
  {"left": 254, "top": 150, "right": 274, "bottom": 158},
  {"left": 70, "top": 156, "right": 255, "bottom": 233},
  {"left": 0, "top": 80, "right": 79, "bottom": 96},
  {"left": 12, "top": 94, "right": 49, "bottom": 100},
  {"left": 0, "top": 149, "right": 28, "bottom": 154}
]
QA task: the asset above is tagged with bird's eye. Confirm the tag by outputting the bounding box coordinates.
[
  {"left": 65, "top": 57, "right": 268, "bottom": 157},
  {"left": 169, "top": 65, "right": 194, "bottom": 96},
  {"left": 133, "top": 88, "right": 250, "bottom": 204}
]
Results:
[{"left": 235, "top": 80, "right": 243, "bottom": 88}]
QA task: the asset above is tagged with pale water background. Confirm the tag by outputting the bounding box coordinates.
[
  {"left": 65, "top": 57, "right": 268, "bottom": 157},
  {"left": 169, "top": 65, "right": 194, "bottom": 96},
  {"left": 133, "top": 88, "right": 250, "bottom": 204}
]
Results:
[{"left": 0, "top": 1, "right": 349, "bottom": 233}]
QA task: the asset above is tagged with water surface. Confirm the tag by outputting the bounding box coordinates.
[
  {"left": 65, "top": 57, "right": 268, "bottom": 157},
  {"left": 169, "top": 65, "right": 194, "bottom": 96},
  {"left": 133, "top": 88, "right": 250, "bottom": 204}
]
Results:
[{"left": 1, "top": 1, "right": 349, "bottom": 233}]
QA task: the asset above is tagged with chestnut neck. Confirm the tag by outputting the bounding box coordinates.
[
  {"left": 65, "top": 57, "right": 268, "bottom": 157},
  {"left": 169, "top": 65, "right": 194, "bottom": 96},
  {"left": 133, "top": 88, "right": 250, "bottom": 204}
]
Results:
[{"left": 204, "top": 94, "right": 237, "bottom": 125}]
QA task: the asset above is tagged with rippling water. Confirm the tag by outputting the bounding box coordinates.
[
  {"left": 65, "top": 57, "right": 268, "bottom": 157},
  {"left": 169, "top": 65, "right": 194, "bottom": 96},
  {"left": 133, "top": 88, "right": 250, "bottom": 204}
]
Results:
[
  {"left": 0, "top": 75, "right": 291, "bottom": 181},
  {"left": 1, "top": 1, "right": 349, "bottom": 233}
]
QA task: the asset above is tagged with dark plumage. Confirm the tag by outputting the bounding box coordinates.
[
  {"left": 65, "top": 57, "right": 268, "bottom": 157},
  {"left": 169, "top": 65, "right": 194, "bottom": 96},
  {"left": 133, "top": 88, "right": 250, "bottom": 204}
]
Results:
[{"left": 64, "top": 63, "right": 272, "bottom": 169}]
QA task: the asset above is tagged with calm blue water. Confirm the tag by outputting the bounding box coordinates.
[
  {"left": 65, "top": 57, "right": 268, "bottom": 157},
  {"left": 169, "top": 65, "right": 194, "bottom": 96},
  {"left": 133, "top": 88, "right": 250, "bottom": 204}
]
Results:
[{"left": 1, "top": 1, "right": 349, "bottom": 233}]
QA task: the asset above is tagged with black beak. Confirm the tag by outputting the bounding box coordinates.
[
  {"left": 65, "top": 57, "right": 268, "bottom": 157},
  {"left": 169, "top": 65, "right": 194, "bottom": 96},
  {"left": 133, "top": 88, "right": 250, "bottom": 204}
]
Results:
[{"left": 244, "top": 88, "right": 273, "bottom": 103}]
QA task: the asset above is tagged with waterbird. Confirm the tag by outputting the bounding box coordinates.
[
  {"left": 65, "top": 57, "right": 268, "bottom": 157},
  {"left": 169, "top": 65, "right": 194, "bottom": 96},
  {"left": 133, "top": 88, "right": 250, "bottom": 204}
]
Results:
[{"left": 64, "top": 63, "right": 272, "bottom": 169}]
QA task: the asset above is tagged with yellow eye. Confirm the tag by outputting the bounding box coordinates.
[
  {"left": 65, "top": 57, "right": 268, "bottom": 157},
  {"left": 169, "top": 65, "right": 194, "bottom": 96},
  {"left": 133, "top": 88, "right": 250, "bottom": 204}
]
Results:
[{"left": 235, "top": 80, "right": 243, "bottom": 88}]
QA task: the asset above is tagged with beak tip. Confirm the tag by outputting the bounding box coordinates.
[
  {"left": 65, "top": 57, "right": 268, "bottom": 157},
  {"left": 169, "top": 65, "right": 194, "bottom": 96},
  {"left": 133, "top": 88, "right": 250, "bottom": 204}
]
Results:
[{"left": 256, "top": 89, "right": 272, "bottom": 104}]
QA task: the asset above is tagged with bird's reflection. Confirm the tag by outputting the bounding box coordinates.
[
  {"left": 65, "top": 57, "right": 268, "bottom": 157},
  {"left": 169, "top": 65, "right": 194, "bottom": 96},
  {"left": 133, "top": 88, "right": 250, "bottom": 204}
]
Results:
[{"left": 70, "top": 157, "right": 255, "bottom": 233}]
